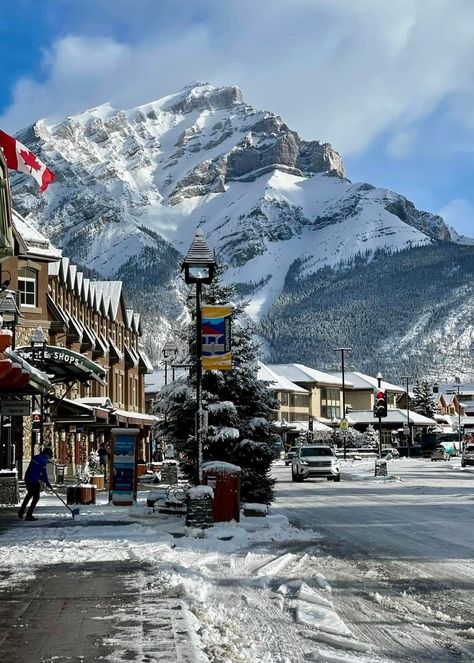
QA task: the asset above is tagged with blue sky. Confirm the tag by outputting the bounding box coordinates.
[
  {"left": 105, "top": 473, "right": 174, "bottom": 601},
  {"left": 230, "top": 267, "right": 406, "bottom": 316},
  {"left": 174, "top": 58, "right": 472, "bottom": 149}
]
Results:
[{"left": 1, "top": 0, "right": 473, "bottom": 237}]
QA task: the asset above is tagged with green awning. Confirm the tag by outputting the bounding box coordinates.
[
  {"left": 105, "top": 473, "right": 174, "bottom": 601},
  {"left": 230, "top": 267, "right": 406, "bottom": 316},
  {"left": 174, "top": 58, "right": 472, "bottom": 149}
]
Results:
[{"left": 16, "top": 344, "right": 107, "bottom": 387}]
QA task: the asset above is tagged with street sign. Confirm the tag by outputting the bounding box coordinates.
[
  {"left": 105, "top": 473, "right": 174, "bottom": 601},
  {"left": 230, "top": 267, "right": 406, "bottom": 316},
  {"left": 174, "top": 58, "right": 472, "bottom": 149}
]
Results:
[
  {"left": 0, "top": 399, "right": 30, "bottom": 416},
  {"left": 339, "top": 419, "right": 348, "bottom": 430}
]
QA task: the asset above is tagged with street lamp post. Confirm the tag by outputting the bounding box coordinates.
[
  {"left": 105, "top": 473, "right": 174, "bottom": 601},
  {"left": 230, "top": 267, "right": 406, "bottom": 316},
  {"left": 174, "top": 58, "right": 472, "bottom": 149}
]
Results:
[
  {"left": 162, "top": 339, "right": 178, "bottom": 386},
  {"left": 181, "top": 231, "right": 216, "bottom": 485},
  {"left": 401, "top": 375, "right": 413, "bottom": 458},
  {"left": 336, "top": 347, "right": 351, "bottom": 460},
  {"left": 29, "top": 326, "right": 48, "bottom": 454}
]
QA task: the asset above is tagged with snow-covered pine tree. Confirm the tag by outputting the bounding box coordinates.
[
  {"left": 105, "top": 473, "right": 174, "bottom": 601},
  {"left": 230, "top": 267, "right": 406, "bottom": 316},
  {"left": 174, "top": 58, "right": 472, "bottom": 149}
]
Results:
[
  {"left": 411, "top": 380, "right": 435, "bottom": 418},
  {"left": 153, "top": 266, "right": 278, "bottom": 503},
  {"left": 363, "top": 424, "right": 379, "bottom": 448}
]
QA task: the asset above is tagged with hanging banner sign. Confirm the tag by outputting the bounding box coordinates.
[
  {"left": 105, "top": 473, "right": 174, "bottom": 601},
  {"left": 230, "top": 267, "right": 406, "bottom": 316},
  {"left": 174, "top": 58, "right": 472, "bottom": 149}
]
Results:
[
  {"left": 201, "top": 305, "right": 232, "bottom": 370},
  {"left": 110, "top": 428, "right": 139, "bottom": 505}
]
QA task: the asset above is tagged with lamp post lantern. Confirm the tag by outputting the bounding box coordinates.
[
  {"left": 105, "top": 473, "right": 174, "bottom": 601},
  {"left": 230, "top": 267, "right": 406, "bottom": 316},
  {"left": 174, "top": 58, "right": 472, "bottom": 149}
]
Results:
[
  {"left": 0, "top": 290, "right": 20, "bottom": 349},
  {"left": 401, "top": 375, "right": 413, "bottom": 457},
  {"left": 181, "top": 231, "right": 216, "bottom": 484},
  {"left": 335, "top": 347, "right": 351, "bottom": 460}
]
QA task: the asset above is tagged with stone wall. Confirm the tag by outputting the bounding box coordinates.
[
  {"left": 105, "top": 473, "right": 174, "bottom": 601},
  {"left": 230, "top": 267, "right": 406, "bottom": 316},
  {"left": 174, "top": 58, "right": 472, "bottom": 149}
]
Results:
[{"left": 0, "top": 473, "right": 20, "bottom": 505}]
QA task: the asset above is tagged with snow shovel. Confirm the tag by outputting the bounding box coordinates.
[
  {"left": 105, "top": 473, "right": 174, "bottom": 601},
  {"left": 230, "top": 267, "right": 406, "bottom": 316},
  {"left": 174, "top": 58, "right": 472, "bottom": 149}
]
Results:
[{"left": 50, "top": 486, "right": 80, "bottom": 519}]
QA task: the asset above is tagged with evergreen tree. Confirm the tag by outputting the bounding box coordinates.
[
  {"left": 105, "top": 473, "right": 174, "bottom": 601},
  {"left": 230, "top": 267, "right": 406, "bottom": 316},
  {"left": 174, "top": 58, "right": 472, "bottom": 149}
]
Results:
[
  {"left": 411, "top": 380, "right": 435, "bottom": 418},
  {"left": 153, "top": 267, "right": 278, "bottom": 504},
  {"left": 362, "top": 424, "right": 378, "bottom": 448}
]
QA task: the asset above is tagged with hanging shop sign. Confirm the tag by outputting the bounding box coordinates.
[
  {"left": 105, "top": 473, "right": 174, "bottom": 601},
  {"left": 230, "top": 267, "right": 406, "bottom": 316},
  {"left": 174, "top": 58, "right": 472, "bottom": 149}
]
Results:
[
  {"left": 110, "top": 428, "right": 139, "bottom": 506},
  {"left": 201, "top": 305, "right": 232, "bottom": 371},
  {"left": 0, "top": 399, "right": 30, "bottom": 416},
  {"left": 16, "top": 344, "right": 106, "bottom": 385}
]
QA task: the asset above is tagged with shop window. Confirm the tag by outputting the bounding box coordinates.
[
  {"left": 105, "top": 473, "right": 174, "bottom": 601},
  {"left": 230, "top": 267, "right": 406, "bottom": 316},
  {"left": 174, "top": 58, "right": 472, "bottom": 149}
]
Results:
[
  {"left": 291, "top": 393, "right": 309, "bottom": 408},
  {"left": 18, "top": 268, "right": 37, "bottom": 307}
]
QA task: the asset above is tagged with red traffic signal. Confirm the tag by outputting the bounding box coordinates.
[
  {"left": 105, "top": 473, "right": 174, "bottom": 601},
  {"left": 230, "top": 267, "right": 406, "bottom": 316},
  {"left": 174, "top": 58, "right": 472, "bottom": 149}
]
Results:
[{"left": 374, "top": 389, "right": 388, "bottom": 418}]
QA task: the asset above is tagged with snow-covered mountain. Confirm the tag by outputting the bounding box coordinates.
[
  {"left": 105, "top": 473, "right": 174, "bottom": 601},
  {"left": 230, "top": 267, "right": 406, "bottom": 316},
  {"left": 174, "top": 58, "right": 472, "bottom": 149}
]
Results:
[{"left": 9, "top": 82, "right": 474, "bottom": 378}]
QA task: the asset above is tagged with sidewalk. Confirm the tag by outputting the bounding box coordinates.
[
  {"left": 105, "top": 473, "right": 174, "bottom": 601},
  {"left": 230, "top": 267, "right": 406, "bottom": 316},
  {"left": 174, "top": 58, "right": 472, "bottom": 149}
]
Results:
[{"left": 0, "top": 501, "right": 204, "bottom": 663}]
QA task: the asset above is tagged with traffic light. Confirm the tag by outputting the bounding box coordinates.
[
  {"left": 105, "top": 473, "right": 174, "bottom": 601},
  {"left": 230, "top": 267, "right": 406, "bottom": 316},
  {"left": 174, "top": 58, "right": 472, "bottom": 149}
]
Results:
[
  {"left": 32, "top": 412, "right": 42, "bottom": 430},
  {"left": 374, "top": 389, "right": 387, "bottom": 418}
]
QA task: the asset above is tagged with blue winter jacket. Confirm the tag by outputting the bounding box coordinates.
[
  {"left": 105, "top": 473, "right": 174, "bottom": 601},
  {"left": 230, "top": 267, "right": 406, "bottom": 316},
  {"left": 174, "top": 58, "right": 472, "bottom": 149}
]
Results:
[{"left": 25, "top": 452, "right": 50, "bottom": 484}]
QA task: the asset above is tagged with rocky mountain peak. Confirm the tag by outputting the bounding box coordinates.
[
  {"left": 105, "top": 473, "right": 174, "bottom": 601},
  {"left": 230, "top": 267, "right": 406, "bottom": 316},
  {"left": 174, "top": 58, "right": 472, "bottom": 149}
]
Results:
[{"left": 163, "top": 82, "right": 244, "bottom": 114}]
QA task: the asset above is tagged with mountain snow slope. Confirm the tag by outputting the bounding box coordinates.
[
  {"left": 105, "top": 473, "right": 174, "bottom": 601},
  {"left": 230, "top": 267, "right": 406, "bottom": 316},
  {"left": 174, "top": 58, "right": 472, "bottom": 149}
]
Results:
[{"left": 9, "top": 82, "right": 471, "bottom": 375}]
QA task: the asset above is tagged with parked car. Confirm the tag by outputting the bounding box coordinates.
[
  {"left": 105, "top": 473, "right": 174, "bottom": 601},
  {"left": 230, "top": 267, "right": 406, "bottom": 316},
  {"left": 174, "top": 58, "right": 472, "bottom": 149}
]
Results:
[
  {"left": 381, "top": 448, "right": 400, "bottom": 460},
  {"left": 292, "top": 445, "right": 340, "bottom": 482},
  {"left": 461, "top": 444, "right": 474, "bottom": 468},
  {"left": 284, "top": 446, "right": 299, "bottom": 466},
  {"left": 431, "top": 445, "right": 449, "bottom": 461}
]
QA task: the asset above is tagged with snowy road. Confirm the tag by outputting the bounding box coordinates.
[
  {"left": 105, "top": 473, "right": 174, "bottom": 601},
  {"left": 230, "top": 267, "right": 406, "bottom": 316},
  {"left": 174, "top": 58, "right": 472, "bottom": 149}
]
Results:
[
  {"left": 273, "top": 458, "right": 474, "bottom": 662},
  {"left": 2, "top": 460, "right": 474, "bottom": 663}
]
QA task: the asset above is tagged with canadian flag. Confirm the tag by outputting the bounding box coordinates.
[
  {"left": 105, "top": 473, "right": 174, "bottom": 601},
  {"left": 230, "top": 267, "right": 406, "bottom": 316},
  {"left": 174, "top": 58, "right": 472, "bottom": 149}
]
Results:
[{"left": 0, "top": 129, "right": 55, "bottom": 193}]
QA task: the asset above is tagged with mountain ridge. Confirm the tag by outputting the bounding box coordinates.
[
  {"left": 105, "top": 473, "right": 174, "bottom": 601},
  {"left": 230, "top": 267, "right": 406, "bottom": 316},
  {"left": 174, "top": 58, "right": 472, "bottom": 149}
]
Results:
[{"left": 8, "top": 82, "right": 474, "bottom": 376}]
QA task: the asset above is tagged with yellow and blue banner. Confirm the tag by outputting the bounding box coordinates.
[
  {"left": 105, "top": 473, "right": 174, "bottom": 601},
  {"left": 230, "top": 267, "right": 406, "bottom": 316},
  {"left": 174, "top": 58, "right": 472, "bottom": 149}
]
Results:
[{"left": 201, "top": 305, "right": 232, "bottom": 370}]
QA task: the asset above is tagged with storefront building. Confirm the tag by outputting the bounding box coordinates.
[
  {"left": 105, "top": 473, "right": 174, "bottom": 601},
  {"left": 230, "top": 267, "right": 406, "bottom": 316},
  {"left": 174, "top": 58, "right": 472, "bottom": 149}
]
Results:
[{"left": 1, "top": 209, "right": 155, "bottom": 477}]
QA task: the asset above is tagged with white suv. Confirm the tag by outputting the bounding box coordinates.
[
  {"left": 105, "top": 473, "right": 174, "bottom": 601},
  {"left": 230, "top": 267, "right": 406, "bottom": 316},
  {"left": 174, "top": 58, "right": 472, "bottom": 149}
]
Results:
[{"left": 292, "top": 445, "right": 340, "bottom": 482}]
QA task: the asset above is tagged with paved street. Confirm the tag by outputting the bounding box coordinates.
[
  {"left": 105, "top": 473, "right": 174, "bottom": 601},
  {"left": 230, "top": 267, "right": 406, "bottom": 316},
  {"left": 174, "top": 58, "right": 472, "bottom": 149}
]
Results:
[{"left": 273, "top": 457, "right": 474, "bottom": 661}]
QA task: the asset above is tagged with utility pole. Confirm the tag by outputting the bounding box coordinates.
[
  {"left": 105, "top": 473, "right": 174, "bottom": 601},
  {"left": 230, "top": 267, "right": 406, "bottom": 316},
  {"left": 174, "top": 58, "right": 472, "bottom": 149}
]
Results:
[
  {"left": 336, "top": 347, "right": 351, "bottom": 461},
  {"left": 448, "top": 378, "right": 464, "bottom": 453},
  {"left": 401, "top": 375, "right": 413, "bottom": 457}
]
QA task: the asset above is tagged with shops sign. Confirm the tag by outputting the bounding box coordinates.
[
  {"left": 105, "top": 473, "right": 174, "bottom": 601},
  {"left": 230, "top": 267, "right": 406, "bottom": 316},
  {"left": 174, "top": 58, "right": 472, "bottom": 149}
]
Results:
[
  {"left": 16, "top": 345, "right": 106, "bottom": 384},
  {"left": 0, "top": 399, "right": 31, "bottom": 416}
]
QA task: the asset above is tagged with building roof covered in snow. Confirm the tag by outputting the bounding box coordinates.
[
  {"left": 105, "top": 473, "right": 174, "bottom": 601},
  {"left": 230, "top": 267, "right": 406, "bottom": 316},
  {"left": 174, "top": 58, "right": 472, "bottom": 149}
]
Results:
[
  {"left": 257, "top": 362, "right": 308, "bottom": 393},
  {"left": 328, "top": 371, "right": 404, "bottom": 393},
  {"left": 347, "top": 409, "right": 436, "bottom": 426},
  {"left": 267, "top": 363, "right": 348, "bottom": 388},
  {"left": 12, "top": 209, "right": 61, "bottom": 261}
]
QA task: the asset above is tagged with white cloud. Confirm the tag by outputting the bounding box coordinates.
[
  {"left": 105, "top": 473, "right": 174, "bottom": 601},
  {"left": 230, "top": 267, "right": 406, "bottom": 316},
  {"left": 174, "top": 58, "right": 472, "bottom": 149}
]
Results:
[
  {"left": 386, "top": 128, "right": 418, "bottom": 159},
  {"left": 2, "top": 0, "right": 474, "bottom": 158},
  {"left": 438, "top": 199, "right": 474, "bottom": 238}
]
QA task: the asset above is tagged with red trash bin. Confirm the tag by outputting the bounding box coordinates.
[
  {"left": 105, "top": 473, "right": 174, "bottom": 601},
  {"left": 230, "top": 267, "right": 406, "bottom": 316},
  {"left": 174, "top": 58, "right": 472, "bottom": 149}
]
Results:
[{"left": 202, "top": 461, "right": 241, "bottom": 522}]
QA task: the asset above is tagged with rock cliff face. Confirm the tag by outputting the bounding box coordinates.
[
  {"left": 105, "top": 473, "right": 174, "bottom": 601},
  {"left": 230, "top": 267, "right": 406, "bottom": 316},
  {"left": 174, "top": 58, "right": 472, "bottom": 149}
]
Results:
[{"left": 9, "top": 81, "right": 465, "bottom": 372}]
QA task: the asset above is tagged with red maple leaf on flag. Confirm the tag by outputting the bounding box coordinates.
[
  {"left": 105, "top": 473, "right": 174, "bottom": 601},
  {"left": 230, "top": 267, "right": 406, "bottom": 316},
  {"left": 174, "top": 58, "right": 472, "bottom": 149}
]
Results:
[{"left": 19, "top": 148, "right": 42, "bottom": 171}]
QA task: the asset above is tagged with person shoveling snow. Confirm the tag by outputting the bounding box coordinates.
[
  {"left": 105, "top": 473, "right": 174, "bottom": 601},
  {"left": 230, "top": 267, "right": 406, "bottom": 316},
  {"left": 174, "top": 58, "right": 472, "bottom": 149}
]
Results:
[{"left": 18, "top": 447, "right": 53, "bottom": 521}]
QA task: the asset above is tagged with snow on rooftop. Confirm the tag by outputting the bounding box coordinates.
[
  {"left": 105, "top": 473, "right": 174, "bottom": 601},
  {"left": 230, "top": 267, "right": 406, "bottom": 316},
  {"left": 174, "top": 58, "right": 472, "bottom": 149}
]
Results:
[
  {"left": 347, "top": 408, "right": 436, "bottom": 425},
  {"left": 267, "top": 363, "right": 346, "bottom": 387},
  {"left": 257, "top": 362, "right": 308, "bottom": 393},
  {"left": 12, "top": 209, "right": 61, "bottom": 260},
  {"left": 329, "top": 371, "right": 404, "bottom": 393}
]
